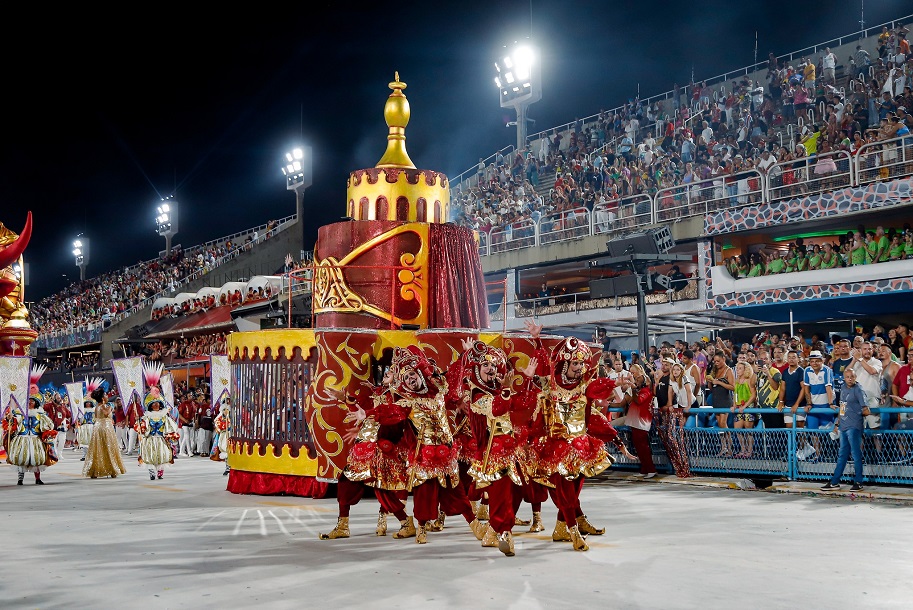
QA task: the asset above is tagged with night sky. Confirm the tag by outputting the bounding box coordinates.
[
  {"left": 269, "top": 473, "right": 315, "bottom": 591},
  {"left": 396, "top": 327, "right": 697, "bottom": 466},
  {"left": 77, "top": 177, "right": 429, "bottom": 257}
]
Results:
[{"left": 2, "top": 1, "right": 908, "bottom": 302}]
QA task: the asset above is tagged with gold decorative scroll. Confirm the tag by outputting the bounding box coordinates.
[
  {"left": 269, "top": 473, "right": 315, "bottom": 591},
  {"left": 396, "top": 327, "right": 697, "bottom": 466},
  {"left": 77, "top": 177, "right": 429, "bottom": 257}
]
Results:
[{"left": 313, "top": 223, "right": 429, "bottom": 327}]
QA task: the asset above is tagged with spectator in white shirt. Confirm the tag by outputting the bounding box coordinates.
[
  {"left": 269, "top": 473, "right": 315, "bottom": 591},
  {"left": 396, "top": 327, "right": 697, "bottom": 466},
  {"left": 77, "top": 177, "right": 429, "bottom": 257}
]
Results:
[
  {"left": 822, "top": 47, "right": 837, "bottom": 84},
  {"left": 701, "top": 121, "right": 713, "bottom": 146},
  {"left": 847, "top": 341, "right": 885, "bottom": 452}
]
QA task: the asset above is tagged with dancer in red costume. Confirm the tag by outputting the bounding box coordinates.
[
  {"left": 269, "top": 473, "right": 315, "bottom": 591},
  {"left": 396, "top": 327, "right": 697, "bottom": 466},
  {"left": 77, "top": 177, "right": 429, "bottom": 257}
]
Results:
[
  {"left": 445, "top": 338, "right": 539, "bottom": 556},
  {"left": 447, "top": 370, "right": 480, "bottom": 532},
  {"left": 372, "top": 346, "right": 484, "bottom": 544},
  {"left": 622, "top": 364, "right": 658, "bottom": 478},
  {"left": 320, "top": 369, "right": 415, "bottom": 541},
  {"left": 527, "top": 322, "right": 637, "bottom": 551}
]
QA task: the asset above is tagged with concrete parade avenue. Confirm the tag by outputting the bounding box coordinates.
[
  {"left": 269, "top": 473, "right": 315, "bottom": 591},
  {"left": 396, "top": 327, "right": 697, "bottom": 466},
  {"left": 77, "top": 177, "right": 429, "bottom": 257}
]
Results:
[{"left": 2, "top": 449, "right": 912, "bottom": 610}]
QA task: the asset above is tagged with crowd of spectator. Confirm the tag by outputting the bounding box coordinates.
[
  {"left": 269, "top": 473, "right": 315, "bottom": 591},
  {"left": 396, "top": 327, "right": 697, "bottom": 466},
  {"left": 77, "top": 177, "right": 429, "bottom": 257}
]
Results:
[
  {"left": 453, "top": 23, "right": 913, "bottom": 242},
  {"left": 723, "top": 224, "right": 913, "bottom": 278},
  {"left": 601, "top": 320, "right": 913, "bottom": 467},
  {"left": 150, "top": 284, "right": 276, "bottom": 321},
  {"left": 38, "top": 351, "right": 101, "bottom": 373},
  {"left": 33, "top": 221, "right": 284, "bottom": 338},
  {"left": 144, "top": 332, "right": 228, "bottom": 363}
]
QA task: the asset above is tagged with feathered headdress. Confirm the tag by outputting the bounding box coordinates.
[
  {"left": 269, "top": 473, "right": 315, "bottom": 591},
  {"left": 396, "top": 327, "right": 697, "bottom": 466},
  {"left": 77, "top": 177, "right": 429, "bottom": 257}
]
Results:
[
  {"left": 83, "top": 377, "right": 105, "bottom": 406},
  {"left": 28, "top": 363, "right": 46, "bottom": 406},
  {"left": 143, "top": 361, "right": 165, "bottom": 409}
]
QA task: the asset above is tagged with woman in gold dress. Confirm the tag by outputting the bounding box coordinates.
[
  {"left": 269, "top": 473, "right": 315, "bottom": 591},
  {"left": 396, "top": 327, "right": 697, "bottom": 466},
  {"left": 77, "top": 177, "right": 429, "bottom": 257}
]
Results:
[{"left": 82, "top": 393, "right": 127, "bottom": 479}]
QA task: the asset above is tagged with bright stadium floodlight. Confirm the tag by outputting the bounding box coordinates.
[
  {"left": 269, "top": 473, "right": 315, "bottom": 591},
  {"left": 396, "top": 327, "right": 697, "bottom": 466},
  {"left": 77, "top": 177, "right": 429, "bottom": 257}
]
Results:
[
  {"left": 494, "top": 41, "right": 541, "bottom": 152},
  {"left": 73, "top": 236, "right": 89, "bottom": 281},
  {"left": 155, "top": 196, "right": 179, "bottom": 255},
  {"left": 281, "top": 145, "right": 312, "bottom": 255}
]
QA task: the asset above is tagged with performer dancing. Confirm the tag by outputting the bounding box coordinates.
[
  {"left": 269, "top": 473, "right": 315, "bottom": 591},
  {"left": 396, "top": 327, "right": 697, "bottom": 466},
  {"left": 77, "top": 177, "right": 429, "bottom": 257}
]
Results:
[
  {"left": 4, "top": 364, "right": 56, "bottom": 485},
  {"left": 83, "top": 389, "right": 127, "bottom": 479},
  {"left": 77, "top": 378, "right": 104, "bottom": 461},
  {"left": 447, "top": 338, "right": 539, "bottom": 557},
  {"left": 372, "top": 346, "right": 483, "bottom": 544},
  {"left": 136, "top": 362, "right": 179, "bottom": 480},
  {"left": 529, "top": 324, "right": 636, "bottom": 551},
  {"left": 320, "top": 371, "right": 415, "bottom": 541}
]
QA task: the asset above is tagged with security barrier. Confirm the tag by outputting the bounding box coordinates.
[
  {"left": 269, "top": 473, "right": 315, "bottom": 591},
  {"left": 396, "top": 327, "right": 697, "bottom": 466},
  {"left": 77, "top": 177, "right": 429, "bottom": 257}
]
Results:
[{"left": 606, "top": 407, "right": 913, "bottom": 485}]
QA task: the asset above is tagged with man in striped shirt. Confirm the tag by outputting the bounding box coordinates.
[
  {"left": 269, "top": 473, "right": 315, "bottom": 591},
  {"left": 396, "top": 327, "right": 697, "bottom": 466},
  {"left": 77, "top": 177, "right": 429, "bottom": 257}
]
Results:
[{"left": 801, "top": 350, "right": 836, "bottom": 460}]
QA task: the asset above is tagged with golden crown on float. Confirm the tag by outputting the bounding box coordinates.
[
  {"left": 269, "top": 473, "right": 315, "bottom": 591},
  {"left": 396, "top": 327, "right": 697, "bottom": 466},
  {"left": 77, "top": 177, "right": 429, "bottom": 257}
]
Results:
[{"left": 347, "top": 72, "right": 450, "bottom": 224}]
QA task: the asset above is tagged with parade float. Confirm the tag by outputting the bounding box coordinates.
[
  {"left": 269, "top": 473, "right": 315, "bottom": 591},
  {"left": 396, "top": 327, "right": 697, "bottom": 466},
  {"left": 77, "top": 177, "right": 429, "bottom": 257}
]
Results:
[
  {"left": 226, "top": 75, "right": 576, "bottom": 497},
  {"left": 0, "top": 212, "right": 36, "bottom": 357}
]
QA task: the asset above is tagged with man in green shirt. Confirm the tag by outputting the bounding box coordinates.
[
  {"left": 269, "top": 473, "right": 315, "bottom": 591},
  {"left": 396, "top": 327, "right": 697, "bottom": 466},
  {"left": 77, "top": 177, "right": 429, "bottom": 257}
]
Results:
[
  {"left": 767, "top": 252, "right": 786, "bottom": 274},
  {"left": 875, "top": 226, "right": 891, "bottom": 262},
  {"left": 800, "top": 125, "right": 825, "bottom": 156}
]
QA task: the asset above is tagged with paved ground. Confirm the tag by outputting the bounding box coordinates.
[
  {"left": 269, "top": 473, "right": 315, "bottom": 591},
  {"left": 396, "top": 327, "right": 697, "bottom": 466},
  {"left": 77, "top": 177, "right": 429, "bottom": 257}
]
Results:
[{"left": 3, "top": 450, "right": 913, "bottom": 610}]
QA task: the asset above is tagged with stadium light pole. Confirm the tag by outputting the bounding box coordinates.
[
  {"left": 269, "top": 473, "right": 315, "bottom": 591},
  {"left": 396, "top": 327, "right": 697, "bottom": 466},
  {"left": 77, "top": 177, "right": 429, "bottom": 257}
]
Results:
[
  {"left": 282, "top": 146, "right": 312, "bottom": 259},
  {"left": 155, "top": 197, "right": 179, "bottom": 256},
  {"left": 494, "top": 42, "right": 541, "bottom": 152},
  {"left": 72, "top": 237, "right": 89, "bottom": 281}
]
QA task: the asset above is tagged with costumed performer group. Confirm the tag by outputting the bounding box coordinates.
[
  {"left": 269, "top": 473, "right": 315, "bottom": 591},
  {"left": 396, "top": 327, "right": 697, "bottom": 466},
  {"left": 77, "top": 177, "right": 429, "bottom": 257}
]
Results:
[{"left": 320, "top": 323, "right": 636, "bottom": 555}]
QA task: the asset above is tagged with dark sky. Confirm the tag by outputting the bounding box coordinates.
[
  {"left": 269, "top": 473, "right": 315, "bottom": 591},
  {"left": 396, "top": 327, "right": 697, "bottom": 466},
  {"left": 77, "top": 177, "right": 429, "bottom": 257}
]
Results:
[{"left": 3, "top": 1, "right": 908, "bottom": 302}]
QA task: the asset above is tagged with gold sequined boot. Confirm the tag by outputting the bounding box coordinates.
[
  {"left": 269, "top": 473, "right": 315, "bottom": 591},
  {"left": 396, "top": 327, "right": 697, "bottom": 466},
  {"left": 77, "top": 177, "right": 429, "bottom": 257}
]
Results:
[
  {"left": 470, "top": 500, "right": 479, "bottom": 516},
  {"left": 528, "top": 511, "right": 544, "bottom": 533},
  {"left": 552, "top": 519, "right": 571, "bottom": 542},
  {"left": 476, "top": 502, "right": 489, "bottom": 521},
  {"left": 569, "top": 525, "right": 589, "bottom": 551},
  {"left": 481, "top": 524, "right": 498, "bottom": 547},
  {"left": 514, "top": 515, "right": 531, "bottom": 526},
  {"left": 415, "top": 522, "right": 428, "bottom": 544},
  {"left": 376, "top": 510, "right": 388, "bottom": 536},
  {"left": 427, "top": 509, "right": 445, "bottom": 532},
  {"left": 318, "top": 517, "right": 350, "bottom": 540},
  {"left": 497, "top": 531, "right": 516, "bottom": 557},
  {"left": 576, "top": 514, "right": 605, "bottom": 536},
  {"left": 469, "top": 518, "right": 486, "bottom": 540},
  {"left": 392, "top": 516, "right": 416, "bottom": 539}
]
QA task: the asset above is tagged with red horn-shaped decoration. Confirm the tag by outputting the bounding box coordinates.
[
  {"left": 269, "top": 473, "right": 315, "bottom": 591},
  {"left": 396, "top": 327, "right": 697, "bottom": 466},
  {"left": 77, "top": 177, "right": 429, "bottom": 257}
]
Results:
[{"left": 0, "top": 211, "right": 32, "bottom": 270}]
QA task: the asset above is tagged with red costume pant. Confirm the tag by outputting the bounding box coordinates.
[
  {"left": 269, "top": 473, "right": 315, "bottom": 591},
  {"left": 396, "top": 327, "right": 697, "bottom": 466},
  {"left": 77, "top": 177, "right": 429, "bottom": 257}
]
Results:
[
  {"left": 337, "top": 476, "right": 407, "bottom": 521},
  {"left": 486, "top": 477, "right": 523, "bottom": 533},
  {"left": 548, "top": 474, "right": 585, "bottom": 525},
  {"left": 512, "top": 478, "right": 547, "bottom": 515},
  {"left": 458, "top": 460, "right": 483, "bottom": 502},
  {"left": 630, "top": 427, "right": 656, "bottom": 474},
  {"left": 413, "top": 478, "right": 475, "bottom": 524}
]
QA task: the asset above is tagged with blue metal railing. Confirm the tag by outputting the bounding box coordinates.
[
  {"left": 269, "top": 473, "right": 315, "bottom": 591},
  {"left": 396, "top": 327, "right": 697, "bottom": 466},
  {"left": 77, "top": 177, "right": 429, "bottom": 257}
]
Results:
[{"left": 606, "top": 407, "right": 913, "bottom": 485}]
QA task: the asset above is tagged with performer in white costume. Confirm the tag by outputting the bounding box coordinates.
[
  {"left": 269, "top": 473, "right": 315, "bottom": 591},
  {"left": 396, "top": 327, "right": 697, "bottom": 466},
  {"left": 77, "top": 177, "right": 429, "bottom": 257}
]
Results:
[
  {"left": 136, "top": 362, "right": 179, "bottom": 480},
  {"left": 3, "top": 364, "right": 56, "bottom": 485}
]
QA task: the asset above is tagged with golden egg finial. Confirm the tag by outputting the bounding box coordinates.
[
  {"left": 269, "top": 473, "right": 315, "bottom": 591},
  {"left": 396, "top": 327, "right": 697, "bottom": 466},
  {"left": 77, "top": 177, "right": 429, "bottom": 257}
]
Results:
[{"left": 376, "top": 71, "right": 415, "bottom": 169}]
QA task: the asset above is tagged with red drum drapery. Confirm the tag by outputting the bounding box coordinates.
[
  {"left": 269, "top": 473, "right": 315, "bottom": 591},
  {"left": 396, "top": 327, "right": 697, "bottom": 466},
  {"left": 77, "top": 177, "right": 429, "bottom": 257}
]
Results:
[{"left": 428, "top": 223, "right": 489, "bottom": 329}]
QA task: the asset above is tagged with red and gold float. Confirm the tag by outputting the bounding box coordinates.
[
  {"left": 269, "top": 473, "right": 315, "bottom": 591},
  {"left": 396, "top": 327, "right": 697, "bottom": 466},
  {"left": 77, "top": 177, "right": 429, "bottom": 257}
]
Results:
[{"left": 226, "top": 75, "right": 577, "bottom": 497}]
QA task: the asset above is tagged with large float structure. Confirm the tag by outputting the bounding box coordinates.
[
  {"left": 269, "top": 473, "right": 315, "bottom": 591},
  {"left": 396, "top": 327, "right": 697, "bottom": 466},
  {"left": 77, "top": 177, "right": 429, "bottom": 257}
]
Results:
[{"left": 226, "top": 75, "right": 576, "bottom": 497}]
